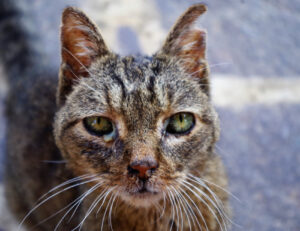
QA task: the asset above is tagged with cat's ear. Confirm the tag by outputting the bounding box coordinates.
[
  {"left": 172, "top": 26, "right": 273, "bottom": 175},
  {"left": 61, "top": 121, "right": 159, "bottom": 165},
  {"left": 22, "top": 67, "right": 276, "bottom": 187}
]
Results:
[
  {"left": 158, "top": 4, "right": 209, "bottom": 94},
  {"left": 58, "top": 7, "right": 109, "bottom": 105}
]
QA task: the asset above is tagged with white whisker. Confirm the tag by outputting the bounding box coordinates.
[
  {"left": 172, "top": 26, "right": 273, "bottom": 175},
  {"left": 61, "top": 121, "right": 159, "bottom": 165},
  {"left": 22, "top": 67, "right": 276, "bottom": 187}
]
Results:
[
  {"left": 17, "top": 176, "right": 99, "bottom": 231},
  {"left": 166, "top": 187, "right": 176, "bottom": 231},
  {"left": 62, "top": 47, "right": 93, "bottom": 76},
  {"left": 159, "top": 191, "right": 167, "bottom": 220},
  {"left": 176, "top": 183, "right": 207, "bottom": 231},
  {"left": 54, "top": 182, "right": 103, "bottom": 231},
  {"left": 38, "top": 174, "right": 97, "bottom": 201},
  {"left": 179, "top": 188, "right": 203, "bottom": 231},
  {"left": 181, "top": 180, "right": 227, "bottom": 231},
  {"left": 73, "top": 187, "right": 111, "bottom": 231},
  {"left": 171, "top": 186, "right": 192, "bottom": 231},
  {"left": 108, "top": 192, "right": 118, "bottom": 231},
  {"left": 188, "top": 174, "right": 241, "bottom": 228},
  {"left": 31, "top": 189, "right": 86, "bottom": 229},
  {"left": 189, "top": 173, "right": 240, "bottom": 202},
  {"left": 168, "top": 188, "right": 180, "bottom": 231},
  {"left": 100, "top": 188, "right": 116, "bottom": 231}
]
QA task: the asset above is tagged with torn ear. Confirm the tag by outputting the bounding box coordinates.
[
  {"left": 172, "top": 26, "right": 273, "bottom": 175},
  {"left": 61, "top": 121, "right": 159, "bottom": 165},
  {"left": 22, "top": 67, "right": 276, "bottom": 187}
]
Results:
[
  {"left": 58, "top": 7, "right": 109, "bottom": 105},
  {"left": 158, "top": 4, "right": 210, "bottom": 94}
]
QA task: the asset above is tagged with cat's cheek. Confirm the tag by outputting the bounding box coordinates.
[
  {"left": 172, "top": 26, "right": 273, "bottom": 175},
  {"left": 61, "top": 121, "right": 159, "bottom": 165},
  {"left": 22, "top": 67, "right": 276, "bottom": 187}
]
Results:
[
  {"left": 160, "top": 132, "right": 214, "bottom": 174},
  {"left": 58, "top": 128, "right": 110, "bottom": 176}
]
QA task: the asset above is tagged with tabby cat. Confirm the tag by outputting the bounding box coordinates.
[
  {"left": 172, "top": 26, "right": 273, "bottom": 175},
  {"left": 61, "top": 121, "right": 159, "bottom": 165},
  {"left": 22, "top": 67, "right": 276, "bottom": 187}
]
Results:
[{"left": 2, "top": 3, "right": 230, "bottom": 231}]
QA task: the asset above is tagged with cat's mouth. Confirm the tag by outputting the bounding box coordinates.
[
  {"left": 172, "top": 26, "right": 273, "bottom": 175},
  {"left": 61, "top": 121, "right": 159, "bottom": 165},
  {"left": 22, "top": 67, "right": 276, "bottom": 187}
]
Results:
[
  {"left": 138, "top": 187, "right": 154, "bottom": 194},
  {"left": 120, "top": 184, "right": 162, "bottom": 207},
  {"left": 133, "top": 187, "right": 158, "bottom": 196},
  {"left": 130, "top": 184, "right": 159, "bottom": 196},
  {"left": 135, "top": 183, "right": 158, "bottom": 194}
]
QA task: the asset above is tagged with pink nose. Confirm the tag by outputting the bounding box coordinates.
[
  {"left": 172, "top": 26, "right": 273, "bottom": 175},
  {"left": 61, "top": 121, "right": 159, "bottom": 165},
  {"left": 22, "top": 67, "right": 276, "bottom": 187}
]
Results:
[{"left": 128, "top": 161, "right": 158, "bottom": 180}]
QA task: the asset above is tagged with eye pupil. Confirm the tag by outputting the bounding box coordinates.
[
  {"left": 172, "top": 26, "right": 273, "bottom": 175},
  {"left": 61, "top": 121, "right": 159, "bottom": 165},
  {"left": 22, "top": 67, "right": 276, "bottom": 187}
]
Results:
[{"left": 179, "top": 114, "right": 183, "bottom": 123}]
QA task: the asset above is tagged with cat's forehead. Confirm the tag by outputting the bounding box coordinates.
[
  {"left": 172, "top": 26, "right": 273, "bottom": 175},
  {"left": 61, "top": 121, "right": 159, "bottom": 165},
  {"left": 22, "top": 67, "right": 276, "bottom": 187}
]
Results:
[
  {"left": 91, "top": 55, "right": 198, "bottom": 92},
  {"left": 68, "top": 55, "right": 209, "bottom": 124},
  {"left": 94, "top": 55, "right": 159, "bottom": 85}
]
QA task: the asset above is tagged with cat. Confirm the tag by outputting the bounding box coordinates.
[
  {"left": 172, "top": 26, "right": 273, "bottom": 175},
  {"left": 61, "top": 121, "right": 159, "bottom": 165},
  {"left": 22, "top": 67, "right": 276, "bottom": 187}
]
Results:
[{"left": 1, "top": 2, "right": 230, "bottom": 231}]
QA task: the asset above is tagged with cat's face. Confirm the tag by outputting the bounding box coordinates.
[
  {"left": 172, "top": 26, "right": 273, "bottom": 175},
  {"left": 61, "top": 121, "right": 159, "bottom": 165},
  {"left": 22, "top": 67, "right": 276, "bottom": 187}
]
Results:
[{"left": 54, "top": 5, "right": 219, "bottom": 207}]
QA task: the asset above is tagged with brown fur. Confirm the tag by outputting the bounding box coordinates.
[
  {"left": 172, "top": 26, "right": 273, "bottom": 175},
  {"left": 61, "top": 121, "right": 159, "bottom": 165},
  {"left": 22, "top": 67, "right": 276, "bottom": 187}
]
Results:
[{"left": 5, "top": 4, "right": 230, "bottom": 231}]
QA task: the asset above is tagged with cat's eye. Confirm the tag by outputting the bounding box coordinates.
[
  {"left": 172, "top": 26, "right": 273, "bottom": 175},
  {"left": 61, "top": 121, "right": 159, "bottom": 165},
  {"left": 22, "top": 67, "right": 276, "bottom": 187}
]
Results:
[
  {"left": 83, "top": 116, "right": 116, "bottom": 141},
  {"left": 165, "top": 112, "right": 195, "bottom": 135}
]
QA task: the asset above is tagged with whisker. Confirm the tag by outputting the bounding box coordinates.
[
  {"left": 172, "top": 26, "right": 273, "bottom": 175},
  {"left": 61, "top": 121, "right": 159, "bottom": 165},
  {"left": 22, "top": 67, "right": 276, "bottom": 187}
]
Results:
[
  {"left": 17, "top": 176, "right": 100, "bottom": 231},
  {"left": 171, "top": 186, "right": 192, "bottom": 231},
  {"left": 185, "top": 180, "right": 229, "bottom": 230},
  {"left": 181, "top": 180, "right": 227, "bottom": 231},
  {"left": 168, "top": 188, "right": 180, "bottom": 231},
  {"left": 68, "top": 67, "right": 102, "bottom": 97},
  {"left": 166, "top": 187, "right": 176, "bottom": 231},
  {"left": 108, "top": 192, "right": 118, "bottom": 231},
  {"left": 171, "top": 57, "right": 232, "bottom": 78},
  {"left": 31, "top": 181, "right": 101, "bottom": 229},
  {"left": 188, "top": 174, "right": 241, "bottom": 228},
  {"left": 81, "top": 81, "right": 103, "bottom": 97},
  {"left": 73, "top": 187, "right": 110, "bottom": 231},
  {"left": 31, "top": 192, "right": 83, "bottom": 229},
  {"left": 187, "top": 176, "right": 228, "bottom": 219},
  {"left": 174, "top": 186, "right": 201, "bottom": 231},
  {"left": 190, "top": 177, "right": 231, "bottom": 218},
  {"left": 67, "top": 183, "right": 105, "bottom": 223},
  {"left": 176, "top": 183, "right": 207, "bottom": 231},
  {"left": 54, "top": 181, "right": 103, "bottom": 231},
  {"left": 38, "top": 174, "right": 98, "bottom": 201},
  {"left": 62, "top": 47, "right": 93, "bottom": 76},
  {"left": 189, "top": 173, "right": 240, "bottom": 202},
  {"left": 158, "top": 191, "right": 167, "bottom": 221},
  {"left": 100, "top": 188, "right": 116, "bottom": 231},
  {"left": 174, "top": 190, "right": 185, "bottom": 231},
  {"left": 178, "top": 189, "right": 203, "bottom": 231},
  {"left": 96, "top": 187, "right": 114, "bottom": 215}
]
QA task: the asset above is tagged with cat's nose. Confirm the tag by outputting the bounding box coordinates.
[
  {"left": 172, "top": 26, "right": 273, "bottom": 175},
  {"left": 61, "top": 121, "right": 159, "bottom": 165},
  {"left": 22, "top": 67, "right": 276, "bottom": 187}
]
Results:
[{"left": 128, "top": 160, "right": 158, "bottom": 180}]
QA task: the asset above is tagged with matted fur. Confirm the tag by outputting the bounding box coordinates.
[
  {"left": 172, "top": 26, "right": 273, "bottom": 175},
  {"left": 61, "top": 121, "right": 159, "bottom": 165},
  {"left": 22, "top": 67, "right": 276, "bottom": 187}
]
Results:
[{"left": 4, "top": 3, "right": 230, "bottom": 231}]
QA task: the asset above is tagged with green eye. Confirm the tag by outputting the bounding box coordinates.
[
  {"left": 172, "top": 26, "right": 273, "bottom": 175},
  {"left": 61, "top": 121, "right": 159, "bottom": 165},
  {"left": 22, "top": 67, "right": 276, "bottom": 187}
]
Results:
[
  {"left": 165, "top": 112, "right": 195, "bottom": 135},
  {"left": 83, "top": 116, "right": 116, "bottom": 141}
]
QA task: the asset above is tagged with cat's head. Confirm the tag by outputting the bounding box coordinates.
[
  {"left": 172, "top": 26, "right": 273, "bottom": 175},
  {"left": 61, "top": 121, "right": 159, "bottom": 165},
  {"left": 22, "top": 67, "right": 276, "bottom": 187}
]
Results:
[{"left": 54, "top": 4, "right": 219, "bottom": 207}]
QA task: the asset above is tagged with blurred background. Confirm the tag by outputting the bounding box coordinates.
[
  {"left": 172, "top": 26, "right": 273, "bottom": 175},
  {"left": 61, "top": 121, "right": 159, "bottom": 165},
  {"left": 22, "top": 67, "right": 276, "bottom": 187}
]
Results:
[{"left": 0, "top": 0, "right": 299, "bottom": 230}]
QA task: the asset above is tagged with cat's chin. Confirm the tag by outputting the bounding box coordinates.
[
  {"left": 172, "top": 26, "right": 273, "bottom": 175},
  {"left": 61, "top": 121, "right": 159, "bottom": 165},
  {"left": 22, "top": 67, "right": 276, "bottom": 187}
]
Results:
[{"left": 120, "top": 191, "right": 163, "bottom": 208}]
